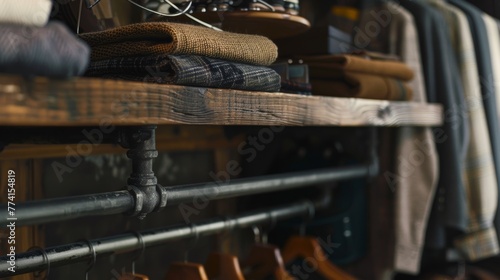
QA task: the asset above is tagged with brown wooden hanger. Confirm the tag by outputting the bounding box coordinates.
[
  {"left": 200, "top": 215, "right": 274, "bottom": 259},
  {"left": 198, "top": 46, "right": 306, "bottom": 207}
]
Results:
[
  {"left": 119, "top": 232, "right": 150, "bottom": 280},
  {"left": 165, "top": 224, "right": 209, "bottom": 280},
  {"left": 165, "top": 262, "right": 209, "bottom": 280},
  {"left": 281, "top": 236, "right": 356, "bottom": 280},
  {"left": 204, "top": 252, "right": 246, "bottom": 280},
  {"left": 119, "top": 273, "right": 149, "bottom": 280},
  {"left": 241, "top": 243, "right": 295, "bottom": 280}
]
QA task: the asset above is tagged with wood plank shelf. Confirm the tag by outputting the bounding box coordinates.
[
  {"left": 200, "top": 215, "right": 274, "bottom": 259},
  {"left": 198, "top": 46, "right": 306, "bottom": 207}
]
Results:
[{"left": 0, "top": 75, "right": 443, "bottom": 127}]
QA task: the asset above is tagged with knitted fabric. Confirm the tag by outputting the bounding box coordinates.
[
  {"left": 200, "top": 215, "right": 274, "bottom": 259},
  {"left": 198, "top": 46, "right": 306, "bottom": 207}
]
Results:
[{"left": 79, "top": 22, "right": 278, "bottom": 66}]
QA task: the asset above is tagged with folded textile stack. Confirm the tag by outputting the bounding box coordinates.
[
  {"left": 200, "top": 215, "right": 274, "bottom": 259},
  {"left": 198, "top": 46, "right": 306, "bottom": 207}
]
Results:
[
  {"left": 0, "top": 0, "right": 90, "bottom": 78},
  {"left": 304, "top": 55, "right": 414, "bottom": 101},
  {"left": 80, "top": 22, "right": 281, "bottom": 92}
]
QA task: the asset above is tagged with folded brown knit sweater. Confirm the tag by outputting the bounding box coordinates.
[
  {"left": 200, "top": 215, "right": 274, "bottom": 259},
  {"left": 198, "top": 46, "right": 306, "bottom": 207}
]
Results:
[
  {"left": 79, "top": 22, "right": 278, "bottom": 66},
  {"left": 304, "top": 54, "right": 414, "bottom": 81},
  {"left": 304, "top": 54, "right": 414, "bottom": 100},
  {"left": 312, "top": 73, "right": 413, "bottom": 101}
]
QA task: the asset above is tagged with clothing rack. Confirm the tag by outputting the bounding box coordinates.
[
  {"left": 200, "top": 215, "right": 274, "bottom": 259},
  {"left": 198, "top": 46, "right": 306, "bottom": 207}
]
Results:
[
  {"left": 1, "top": 126, "right": 378, "bottom": 227},
  {"left": 0, "top": 126, "right": 378, "bottom": 277},
  {"left": 1, "top": 164, "right": 373, "bottom": 227},
  {"left": 0, "top": 199, "right": 324, "bottom": 277},
  {"left": 0, "top": 124, "right": 379, "bottom": 278},
  {"left": 0, "top": 74, "right": 446, "bottom": 278}
]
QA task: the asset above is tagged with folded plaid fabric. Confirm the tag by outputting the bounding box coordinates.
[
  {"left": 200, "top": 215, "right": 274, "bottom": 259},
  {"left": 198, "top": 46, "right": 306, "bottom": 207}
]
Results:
[
  {"left": 0, "top": 21, "right": 90, "bottom": 78},
  {"left": 86, "top": 54, "right": 281, "bottom": 92},
  {"left": 311, "top": 72, "right": 413, "bottom": 101},
  {"left": 304, "top": 54, "right": 414, "bottom": 81},
  {"left": 79, "top": 22, "right": 278, "bottom": 66}
]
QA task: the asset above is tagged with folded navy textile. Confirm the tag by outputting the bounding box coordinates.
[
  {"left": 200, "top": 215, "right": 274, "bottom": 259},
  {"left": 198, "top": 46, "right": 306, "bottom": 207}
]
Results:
[
  {"left": 86, "top": 54, "right": 281, "bottom": 92},
  {"left": 0, "top": 21, "right": 90, "bottom": 78}
]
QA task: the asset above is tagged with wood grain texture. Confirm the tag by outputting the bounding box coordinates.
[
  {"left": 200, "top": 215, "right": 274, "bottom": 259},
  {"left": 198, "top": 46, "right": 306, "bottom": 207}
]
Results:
[{"left": 0, "top": 76, "right": 443, "bottom": 127}]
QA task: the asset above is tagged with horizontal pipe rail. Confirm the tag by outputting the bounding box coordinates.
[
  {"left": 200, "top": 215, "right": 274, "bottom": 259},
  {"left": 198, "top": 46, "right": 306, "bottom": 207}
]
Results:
[
  {"left": 1, "top": 165, "right": 371, "bottom": 227},
  {"left": 0, "top": 200, "right": 322, "bottom": 276},
  {"left": 165, "top": 164, "right": 370, "bottom": 204},
  {"left": 5, "top": 191, "right": 134, "bottom": 227}
]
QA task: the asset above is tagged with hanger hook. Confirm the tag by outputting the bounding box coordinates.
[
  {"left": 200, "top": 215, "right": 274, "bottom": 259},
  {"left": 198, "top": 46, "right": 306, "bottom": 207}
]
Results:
[
  {"left": 223, "top": 216, "right": 234, "bottom": 234},
  {"left": 255, "top": 0, "right": 275, "bottom": 11},
  {"left": 126, "top": 0, "right": 222, "bottom": 31},
  {"left": 77, "top": 0, "right": 83, "bottom": 34},
  {"left": 184, "top": 223, "right": 199, "bottom": 262},
  {"left": 299, "top": 201, "right": 315, "bottom": 236},
  {"left": 222, "top": 216, "right": 235, "bottom": 251},
  {"left": 80, "top": 239, "right": 97, "bottom": 280},
  {"left": 260, "top": 212, "right": 278, "bottom": 244},
  {"left": 126, "top": 0, "right": 193, "bottom": 17},
  {"left": 85, "top": 0, "right": 102, "bottom": 9},
  {"left": 306, "top": 201, "right": 315, "bottom": 221},
  {"left": 130, "top": 231, "right": 146, "bottom": 275},
  {"left": 28, "top": 246, "right": 50, "bottom": 279},
  {"left": 251, "top": 225, "right": 261, "bottom": 244},
  {"left": 190, "top": 223, "right": 200, "bottom": 247}
]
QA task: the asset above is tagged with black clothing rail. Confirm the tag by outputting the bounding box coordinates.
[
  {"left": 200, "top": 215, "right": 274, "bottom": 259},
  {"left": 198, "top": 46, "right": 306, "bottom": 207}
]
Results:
[
  {"left": 1, "top": 164, "right": 373, "bottom": 227},
  {"left": 0, "top": 199, "right": 323, "bottom": 276}
]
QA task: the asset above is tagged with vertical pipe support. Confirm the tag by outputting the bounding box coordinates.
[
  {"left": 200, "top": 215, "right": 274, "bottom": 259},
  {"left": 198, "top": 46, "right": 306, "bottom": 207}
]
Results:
[{"left": 119, "top": 126, "right": 167, "bottom": 219}]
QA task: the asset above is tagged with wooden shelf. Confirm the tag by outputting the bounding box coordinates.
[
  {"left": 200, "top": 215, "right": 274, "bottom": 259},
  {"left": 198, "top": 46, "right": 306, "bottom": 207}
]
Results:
[{"left": 0, "top": 75, "right": 443, "bottom": 127}]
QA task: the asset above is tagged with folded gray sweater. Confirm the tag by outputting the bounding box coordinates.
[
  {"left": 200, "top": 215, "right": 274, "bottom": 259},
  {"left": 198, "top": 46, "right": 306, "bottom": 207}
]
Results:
[{"left": 0, "top": 21, "right": 90, "bottom": 78}]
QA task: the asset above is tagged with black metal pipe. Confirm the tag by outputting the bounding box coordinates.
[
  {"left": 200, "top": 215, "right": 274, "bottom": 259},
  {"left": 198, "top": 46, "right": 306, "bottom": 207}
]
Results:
[
  {"left": 0, "top": 165, "right": 370, "bottom": 227},
  {"left": 121, "top": 126, "right": 162, "bottom": 218},
  {"left": 0, "top": 200, "right": 321, "bottom": 277},
  {"left": 165, "top": 165, "right": 370, "bottom": 204},
  {"left": 0, "top": 191, "right": 134, "bottom": 227}
]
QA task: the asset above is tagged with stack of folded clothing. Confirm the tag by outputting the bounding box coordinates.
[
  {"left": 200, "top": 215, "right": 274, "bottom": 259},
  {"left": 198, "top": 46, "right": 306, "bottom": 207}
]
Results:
[
  {"left": 304, "top": 54, "right": 415, "bottom": 101},
  {"left": 80, "top": 22, "right": 281, "bottom": 92},
  {"left": 0, "top": 0, "right": 90, "bottom": 78}
]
